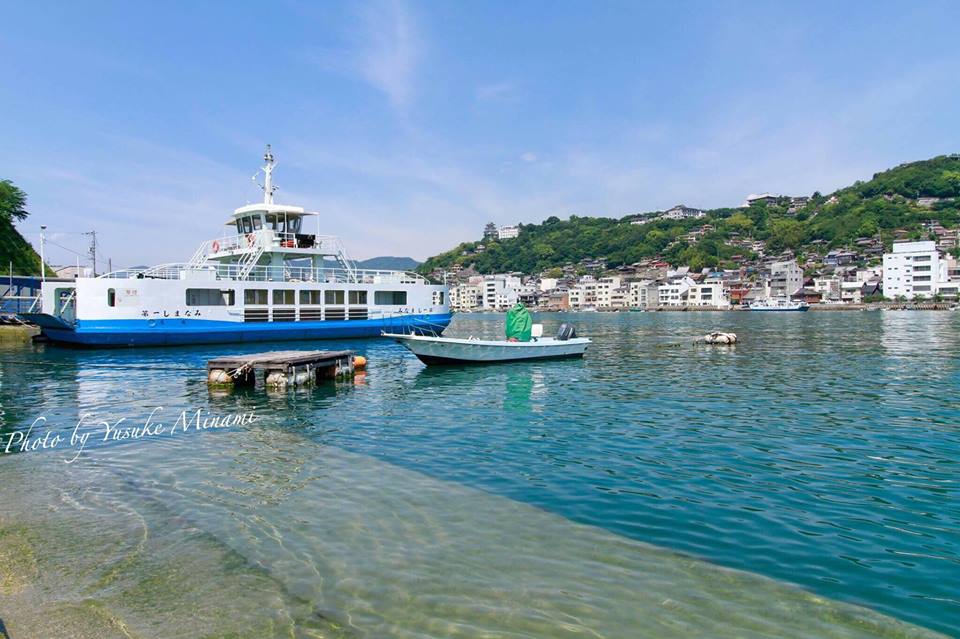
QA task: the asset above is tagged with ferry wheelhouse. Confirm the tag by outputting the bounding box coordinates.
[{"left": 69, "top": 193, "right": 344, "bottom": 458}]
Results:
[{"left": 23, "top": 147, "right": 451, "bottom": 346}]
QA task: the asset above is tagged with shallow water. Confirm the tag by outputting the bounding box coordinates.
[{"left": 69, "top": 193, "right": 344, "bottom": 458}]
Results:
[{"left": 0, "top": 310, "right": 957, "bottom": 637}]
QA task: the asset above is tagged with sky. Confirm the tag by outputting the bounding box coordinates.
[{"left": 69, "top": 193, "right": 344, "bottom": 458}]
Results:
[{"left": 2, "top": 1, "right": 960, "bottom": 268}]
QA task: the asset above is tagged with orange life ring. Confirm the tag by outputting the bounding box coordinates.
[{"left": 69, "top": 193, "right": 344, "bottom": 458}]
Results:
[
  {"left": 211, "top": 240, "right": 220, "bottom": 252},
  {"left": 246, "top": 233, "right": 255, "bottom": 246}
]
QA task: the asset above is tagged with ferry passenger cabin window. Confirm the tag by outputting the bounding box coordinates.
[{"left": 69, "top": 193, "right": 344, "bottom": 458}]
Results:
[
  {"left": 273, "top": 289, "right": 295, "bottom": 305},
  {"left": 375, "top": 291, "right": 407, "bottom": 305},
  {"left": 300, "top": 290, "right": 322, "bottom": 305},
  {"left": 186, "top": 289, "right": 235, "bottom": 306},
  {"left": 349, "top": 290, "right": 367, "bottom": 305},
  {"left": 264, "top": 214, "right": 303, "bottom": 234},
  {"left": 325, "top": 290, "right": 345, "bottom": 305},
  {"left": 244, "top": 289, "right": 268, "bottom": 305},
  {"left": 107, "top": 288, "right": 116, "bottom": 307}
]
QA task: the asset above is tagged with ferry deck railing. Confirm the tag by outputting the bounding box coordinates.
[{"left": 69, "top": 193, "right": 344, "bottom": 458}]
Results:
[{"left": 98, "top": 263, "right": 428, "bottom": 285}]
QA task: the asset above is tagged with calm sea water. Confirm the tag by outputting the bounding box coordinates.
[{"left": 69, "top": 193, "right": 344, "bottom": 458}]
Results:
[{"left": 0, "top": 311, "right": 957, "bottom": 638}]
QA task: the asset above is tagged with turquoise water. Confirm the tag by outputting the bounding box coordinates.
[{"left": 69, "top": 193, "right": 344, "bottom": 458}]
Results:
[{"left": 0, "top": 311, "right": 957, "bottom": 637}]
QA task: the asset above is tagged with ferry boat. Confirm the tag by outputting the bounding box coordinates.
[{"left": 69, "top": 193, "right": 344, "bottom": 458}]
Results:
[
  {"left": 21, "top": 147, "right": 452, "bottom": 346},
  {"left": 746, "top": 298, "right": 810, "bottom": 312}
]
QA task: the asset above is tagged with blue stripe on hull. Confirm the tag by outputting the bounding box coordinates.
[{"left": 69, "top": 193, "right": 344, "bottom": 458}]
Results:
[{"left": 40, "top": 314, "right": 453, "bottom": 347}]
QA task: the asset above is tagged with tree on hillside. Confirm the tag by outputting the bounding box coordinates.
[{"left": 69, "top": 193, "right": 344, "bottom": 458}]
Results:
[
  {"left": 0, "top": 180, "right": 29, "bottom": 222},
  {"left": 767, "top": 218, "right": 805, "bottom": 251}
]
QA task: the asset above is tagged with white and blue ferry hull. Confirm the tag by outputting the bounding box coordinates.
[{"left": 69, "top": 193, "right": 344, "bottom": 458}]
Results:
[
  {"left": 27, "top": 313, "right": 452, "bottom": 347},
  {"left": 25, "top": 276, "right": 452, "bottom": 347}
]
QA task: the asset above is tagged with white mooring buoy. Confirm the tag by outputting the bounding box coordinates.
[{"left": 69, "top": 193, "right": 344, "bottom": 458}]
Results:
[{"left": 700, "top": 332, "right": 738, "bottom": 345}]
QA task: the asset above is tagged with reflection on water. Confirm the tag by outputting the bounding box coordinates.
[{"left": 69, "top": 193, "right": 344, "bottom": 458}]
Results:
[{"left": 0, "top": 311, "right": 958, "bottom": 637}]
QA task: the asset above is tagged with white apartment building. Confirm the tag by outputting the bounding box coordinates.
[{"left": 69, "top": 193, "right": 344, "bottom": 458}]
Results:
[
  {"left": 883, "top": 241, "right": 959, "bottom": 300},
  {"left": 658, "top": 276, "right": 695, "bottom": 307},
  {"left": 629, "top": 281, "right": 659, "bottom": 309},
  {"left": 482, "top": 274, "right": 522, "bottom": 310},
  {"left": 449, "top": 284, "right": 482, "bottom": 312},
  {"left": 686, "top": 283, "right": 730, "bottom": 308},
  {"left": 568, "top": 276, "right": 597, "bottom": 309},
  {"left": 813, "top": 277, "right": 841, "bottom": 302},
  {"left": 497, "top": 225, "right": 520, "bottom": 240},
  {"left": 659, "top": 204, "right": 706, "bottom": 220},
  {"left": 594, "top": 276, "right": 623, "bottom": 308},
  {"left": 841, "top": 281, "right": 863, "bottom": 304},
  {"left": 768, "top": 260, "right": 804, "bottom": 298}
]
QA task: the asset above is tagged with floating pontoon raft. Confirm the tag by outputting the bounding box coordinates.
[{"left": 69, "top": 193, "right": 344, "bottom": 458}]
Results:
[{"left": 207, "top": 350, "right": 361, "bottom": 388}]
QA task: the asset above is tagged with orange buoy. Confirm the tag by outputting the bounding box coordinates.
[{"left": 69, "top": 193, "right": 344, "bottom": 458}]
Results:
[{"left": 353, "top": 355, "right": 367, "bottom": 370}]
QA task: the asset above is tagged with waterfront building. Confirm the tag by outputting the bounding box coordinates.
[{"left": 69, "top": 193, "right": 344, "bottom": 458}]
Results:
[
  {"left": 841, "top": 280, "right": 863, "bottom": 304},
  {"left": 568, "top": 276, "right": 597, "bottom": 309},
  {"left": 658, "top": 276, "right": 695, "bottom": 306},
  {"left": 883, "top": 241, "right": 951, "bottom": 300},
  {"left": 768, "top": 260, "right": 804, "bottom": 298},
  {"left": 450, "top": 284, "right": 482, "bottom": 312},
  {"left": 482, "top": 274, "right": 522, "bottom": 310},
  {"left": 594, "top": 276, "right": 623, "bottom": 308},
  {"left": 813, "top": 277, "right": 841, "bottom": 302},
  {"left": 628, "top": 280, "right": 659, "bottom": 309},
  {"left": 686, "top": 283, "right": 730, "bottom": 308}
]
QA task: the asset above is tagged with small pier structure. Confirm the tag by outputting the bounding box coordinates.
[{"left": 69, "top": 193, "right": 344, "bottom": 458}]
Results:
[{"left": 207, "top": 350, "right": 360, "bottom": 388}]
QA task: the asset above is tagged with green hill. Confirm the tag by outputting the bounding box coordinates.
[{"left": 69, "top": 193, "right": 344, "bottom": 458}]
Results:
[
  {"left": 0, "top": 180, "right": 48, "bottom": 276},
  {"left": 418, "top": 154, "right": 960, "bottom": 276}
]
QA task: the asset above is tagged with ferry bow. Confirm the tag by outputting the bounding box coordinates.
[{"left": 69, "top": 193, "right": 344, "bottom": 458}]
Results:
[{"left": 21, "top": 147, "right": 451, "bottom": 346}]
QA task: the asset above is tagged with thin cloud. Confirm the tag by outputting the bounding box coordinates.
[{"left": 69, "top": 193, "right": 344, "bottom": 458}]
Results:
[
  {"left": 476, "top": 82, "right": 519, "bottom": 103},
  {"left": 354, "top": 0, "right": 421, "bottom": 110}
]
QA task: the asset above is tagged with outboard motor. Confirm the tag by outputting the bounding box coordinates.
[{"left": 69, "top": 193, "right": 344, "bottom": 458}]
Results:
[{"left": 556, "top": 323, "right": 577, "bottom": 341}]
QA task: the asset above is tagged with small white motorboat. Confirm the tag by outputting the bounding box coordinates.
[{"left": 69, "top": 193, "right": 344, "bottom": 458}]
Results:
[{"left": 384, "top": 324, "right": 591, "bottom": 365}]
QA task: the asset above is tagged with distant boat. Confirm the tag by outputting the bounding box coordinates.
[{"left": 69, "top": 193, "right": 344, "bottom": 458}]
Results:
[
  {"left": 747, "top": 298, "right": 810, "bottom": 312},
  {"left": 581, "top": 307, "right": 598, "bottom": 313}
]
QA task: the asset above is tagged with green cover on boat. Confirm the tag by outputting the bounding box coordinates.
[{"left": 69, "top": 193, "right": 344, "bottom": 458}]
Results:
[{"left": 505, "top": 303, "right": 533, "bottom": 342}]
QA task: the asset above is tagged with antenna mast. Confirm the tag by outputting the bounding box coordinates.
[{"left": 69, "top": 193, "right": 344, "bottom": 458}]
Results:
[{"left": 261, "top": 145, "right": 277, "bottom": 204}]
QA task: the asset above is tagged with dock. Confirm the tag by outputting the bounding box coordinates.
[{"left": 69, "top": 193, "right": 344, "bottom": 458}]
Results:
[{"left": 207, "top": 350, "right": 359, "bottom": 388}]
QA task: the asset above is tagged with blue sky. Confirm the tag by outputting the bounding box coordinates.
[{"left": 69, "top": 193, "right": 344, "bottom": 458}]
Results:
[{"left": 2, "top": 1, "right": 959, "bottom": 267}]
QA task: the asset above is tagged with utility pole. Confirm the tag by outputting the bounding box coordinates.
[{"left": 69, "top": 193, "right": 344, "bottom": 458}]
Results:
[
  {"left": 84, "top": 230, "right": 98, "bottom": 276},
  {"left": 40, "top": 225, "right": 47, "bottom": 283}
]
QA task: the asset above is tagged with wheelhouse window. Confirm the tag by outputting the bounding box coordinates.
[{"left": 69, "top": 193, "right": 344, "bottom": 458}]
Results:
[
  {"left": 348, "top": 290, "right": 367, "bottom": 305},
  {"left": 300, "top": 290, "right": 323, "bottom": 305},
  {"left": 107, "top": 288, "right": 116, "bottom": 307},
  {"left": 186, "top": 288, "right": 235, "bottom": 306},
  {"left": 325, "top": 290, "right": 345, "bottom": 305},
  {"left": 244, "top": 289, "right": 268, "bottom": 305},
  {"left": 273, "top": 289, "right": 295, "bottom": 305},
  {"left": 375, "top": 291, "right": 407, "bottom": 305}
]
